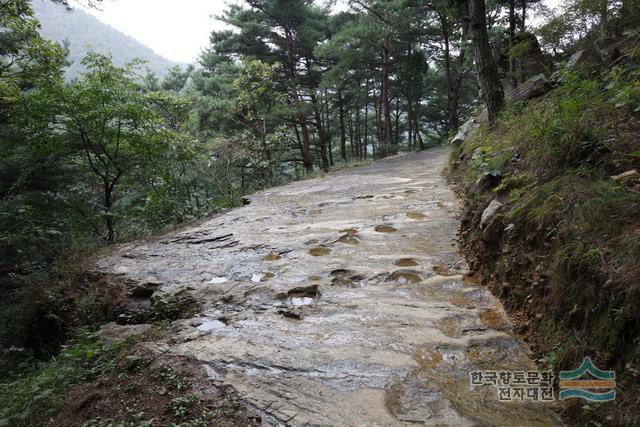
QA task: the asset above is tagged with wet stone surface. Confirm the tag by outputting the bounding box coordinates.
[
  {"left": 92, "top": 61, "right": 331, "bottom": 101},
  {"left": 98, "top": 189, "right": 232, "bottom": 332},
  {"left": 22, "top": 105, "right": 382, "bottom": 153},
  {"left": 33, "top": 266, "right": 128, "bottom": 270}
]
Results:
[{"left": 95, "top": 149, "right": 560, "bottom": 426}]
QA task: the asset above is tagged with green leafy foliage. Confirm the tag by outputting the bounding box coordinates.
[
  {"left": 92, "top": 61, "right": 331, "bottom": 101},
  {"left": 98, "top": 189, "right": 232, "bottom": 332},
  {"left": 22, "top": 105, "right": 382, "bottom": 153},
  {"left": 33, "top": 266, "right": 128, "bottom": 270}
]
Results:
[{"left": 0, "top": 334, "right": 142, "bottom": 427}]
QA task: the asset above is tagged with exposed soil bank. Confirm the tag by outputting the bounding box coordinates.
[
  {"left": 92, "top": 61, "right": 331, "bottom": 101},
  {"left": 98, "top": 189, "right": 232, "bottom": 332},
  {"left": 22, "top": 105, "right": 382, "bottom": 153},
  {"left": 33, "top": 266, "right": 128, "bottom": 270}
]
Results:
[{"left": 447, "top": 60, "right": 640, "bottom": 425}]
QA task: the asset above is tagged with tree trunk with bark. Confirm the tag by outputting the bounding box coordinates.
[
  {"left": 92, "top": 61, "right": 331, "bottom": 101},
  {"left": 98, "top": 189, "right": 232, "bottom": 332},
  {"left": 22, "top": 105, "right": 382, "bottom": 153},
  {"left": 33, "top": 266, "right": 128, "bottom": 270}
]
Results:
[
  {"left": 338, "top": 91, "right": 347, "bottom": 162},
  {"left": 381, "top": 37, "right": 393, "bottom": 154},
  {"left": 285, "top": 29, "right": 313, "bottom": 172},
  {"left": 468, "top": 0, "right": 504, "bottom": 123}
]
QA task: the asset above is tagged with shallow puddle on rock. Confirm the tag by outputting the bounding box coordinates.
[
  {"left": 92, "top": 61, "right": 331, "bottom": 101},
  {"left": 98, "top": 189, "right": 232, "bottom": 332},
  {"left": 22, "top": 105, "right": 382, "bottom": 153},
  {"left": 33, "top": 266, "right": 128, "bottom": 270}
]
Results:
[
  {"left": 406, "top": 211, "right": 427, "bottom": 220},
  {"left": 331, "top": 277, "right": 359, "bottom": 287},
  {"left": 375, "top": 224, "right": 398, "bottom": 233},
  {"left": 197, "top": 319, "right": 226, "bottom": 332},
  {"left": 339, "top": 228, "right": 358, "bottom": 235},
  {"left": 337, "top": 234, "right": 360, "bottom": 244},
  {"left": 263, "top": 252, "right": 282, "bottom": 261},
  {"left": 309, "top": 247, "right": 331, "bottom": 256},
  {"left": 286, "top": 284, "right": 320, "bottom": 299},
  {"left": 387, "top": 270, "right": 423, "bottom": 284},
  {"left": 308, "top": 275, "right": 322, "bottom": 281},
  {"left": 290, "top": 297, "right": 314, "bottom": 306},
  {"left": 394, "top": 258, "right": 419, "bottom": 267}
]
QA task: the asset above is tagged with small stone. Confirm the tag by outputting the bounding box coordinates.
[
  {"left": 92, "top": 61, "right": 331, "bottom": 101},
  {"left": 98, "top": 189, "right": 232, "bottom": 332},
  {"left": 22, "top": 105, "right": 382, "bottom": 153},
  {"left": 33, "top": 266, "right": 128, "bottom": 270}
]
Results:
[
  {"left": 610, "top": 169, "right": 639, "bottom": 182},
  {"left": 480, "top": 199, "right": 503, "bottom": 229}
]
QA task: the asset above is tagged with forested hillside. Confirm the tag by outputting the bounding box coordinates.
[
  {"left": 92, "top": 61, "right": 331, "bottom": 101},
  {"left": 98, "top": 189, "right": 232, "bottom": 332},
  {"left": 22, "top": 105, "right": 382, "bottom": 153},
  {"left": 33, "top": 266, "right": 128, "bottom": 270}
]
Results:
[
  {"left": 1, "top": 0, "right": 639, "bottom": 425},
  {"left": 31, "top": 0, "right": 179, "bottom": 78}
]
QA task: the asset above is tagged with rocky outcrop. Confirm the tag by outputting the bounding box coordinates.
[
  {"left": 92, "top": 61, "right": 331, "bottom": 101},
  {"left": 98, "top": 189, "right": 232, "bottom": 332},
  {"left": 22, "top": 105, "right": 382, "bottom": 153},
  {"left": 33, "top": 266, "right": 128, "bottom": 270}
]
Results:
[
  {"left": 450, "top": 109, "right": 488, "bottom": 145},
  {"left": 480, "top": 199, "right": 503, "bottom": 229},
  {"left": 451, "top": 72, "right": 552, "bottom": 145},
  {"left": 506, "top": 73, "right": 551, "bottom": 104},
  {"left": 92, "top": 149, "right": 559, "bottom": 426}
]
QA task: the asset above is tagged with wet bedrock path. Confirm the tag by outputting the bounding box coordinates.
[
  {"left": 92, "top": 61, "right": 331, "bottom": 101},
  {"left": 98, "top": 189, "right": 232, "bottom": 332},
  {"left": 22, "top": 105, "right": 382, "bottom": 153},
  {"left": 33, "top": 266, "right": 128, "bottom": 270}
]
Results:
[{"left": 96, "top": 148, "right": 560, "bottom": 426}]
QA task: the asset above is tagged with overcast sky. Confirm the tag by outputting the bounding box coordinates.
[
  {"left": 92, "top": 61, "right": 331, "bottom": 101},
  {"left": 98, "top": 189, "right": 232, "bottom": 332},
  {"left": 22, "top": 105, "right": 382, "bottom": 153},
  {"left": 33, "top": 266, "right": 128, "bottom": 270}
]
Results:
[
  {"left": 79, "top": 0, "right": 235, "bottom": 63},
  {"left": 79, "top": 0, "right": 559, "bottom": 64}
]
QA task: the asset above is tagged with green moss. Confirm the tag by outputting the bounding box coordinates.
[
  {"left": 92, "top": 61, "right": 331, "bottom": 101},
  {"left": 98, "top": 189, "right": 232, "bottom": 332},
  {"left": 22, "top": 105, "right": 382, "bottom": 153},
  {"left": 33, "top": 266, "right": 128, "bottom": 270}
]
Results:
[{"left": 149, "top": 292, "right": 200, "bottom": 322}]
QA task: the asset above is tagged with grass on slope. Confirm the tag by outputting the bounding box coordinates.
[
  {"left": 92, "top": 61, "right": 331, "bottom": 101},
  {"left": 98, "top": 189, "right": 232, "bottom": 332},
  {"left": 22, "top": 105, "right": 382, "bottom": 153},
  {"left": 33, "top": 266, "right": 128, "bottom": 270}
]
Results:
[{"left": 449, "top": 40, "right": 640, "bottom": 425}]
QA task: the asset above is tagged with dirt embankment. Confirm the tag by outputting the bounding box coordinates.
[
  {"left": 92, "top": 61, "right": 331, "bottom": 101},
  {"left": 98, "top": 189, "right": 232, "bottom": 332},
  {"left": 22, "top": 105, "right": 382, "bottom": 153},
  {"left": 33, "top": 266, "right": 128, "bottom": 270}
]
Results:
[{"left": 447, "top": 51, "right": 640, "bottom": 426}]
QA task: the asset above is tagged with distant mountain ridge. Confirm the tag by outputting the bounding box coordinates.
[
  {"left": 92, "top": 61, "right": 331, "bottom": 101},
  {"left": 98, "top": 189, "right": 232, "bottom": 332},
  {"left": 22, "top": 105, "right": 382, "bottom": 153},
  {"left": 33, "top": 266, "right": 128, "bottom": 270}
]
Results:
[{"left": 31, "top": 0, "right": 180, "bottom": 79}]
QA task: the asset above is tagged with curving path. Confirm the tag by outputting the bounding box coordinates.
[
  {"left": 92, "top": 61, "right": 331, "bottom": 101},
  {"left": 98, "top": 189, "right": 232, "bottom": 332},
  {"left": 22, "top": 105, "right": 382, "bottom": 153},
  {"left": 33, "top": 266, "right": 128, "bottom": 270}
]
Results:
[{"left": 96, "top": 148, "right": 560, "bottom": 426}]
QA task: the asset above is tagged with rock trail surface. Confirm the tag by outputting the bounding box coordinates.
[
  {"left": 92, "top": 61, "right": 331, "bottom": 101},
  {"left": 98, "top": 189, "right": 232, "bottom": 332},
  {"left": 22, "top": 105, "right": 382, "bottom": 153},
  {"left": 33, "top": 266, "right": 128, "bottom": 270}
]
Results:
[{"left": 96, "top": 148, "right": 560, "bottom": 426}]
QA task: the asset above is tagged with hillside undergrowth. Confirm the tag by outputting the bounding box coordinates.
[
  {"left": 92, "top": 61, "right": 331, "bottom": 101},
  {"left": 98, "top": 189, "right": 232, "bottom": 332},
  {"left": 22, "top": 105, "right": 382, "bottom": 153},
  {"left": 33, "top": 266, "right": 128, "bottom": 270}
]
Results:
[{"left": 449, "top": 40, "right": 640, "bottom": 426}]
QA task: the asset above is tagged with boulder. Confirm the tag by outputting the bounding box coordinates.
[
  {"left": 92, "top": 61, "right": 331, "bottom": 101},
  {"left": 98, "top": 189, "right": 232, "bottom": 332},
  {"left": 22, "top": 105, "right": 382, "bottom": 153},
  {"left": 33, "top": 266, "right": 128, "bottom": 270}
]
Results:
[
  {"left": 480, "top": 199, "right": 503, "bottom": 229},
  {"left": 450, "top": 109, "right": 488, "bottom": 145},
  {"left": 567, "top": 49, "right": 602, "bottom": 71},
  {"left": 475, "top": 171, "right": 502, "bottom": 190},
  {"left": 551, "top": 49, "right": 603, "bottom": 82},
  {"left": 513, "top": 32, "right": 547, "bottom": 81},
  {"left": 451, "top": 117, "right": 479, "bottom": 145},
  {"left": 129, "top": 279, "right": 161, "bottom": 298},
  {"left": 506, "top": 74, "right": 550, "bottom": 104},
  {"left": 476, "top": 108, "right": 489, "bottom": 124}
]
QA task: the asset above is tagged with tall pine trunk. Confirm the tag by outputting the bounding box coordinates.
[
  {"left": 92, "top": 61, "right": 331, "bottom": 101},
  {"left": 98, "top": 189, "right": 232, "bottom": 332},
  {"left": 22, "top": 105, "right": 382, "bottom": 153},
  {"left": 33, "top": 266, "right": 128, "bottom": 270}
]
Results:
[
  {"left": 508, "top": 0, "right": 517, "bottom": 89},
  {"left": 469, "top": 0, "right": 504, "bottom": 123},
  {"left": 338, "top": 90, "right": 347, "bottom": 161},
  {"left": 285, "top": 30, "right": 313, "bottom": 172},
  {"left": 310, "top": 91, "right": 330, "bottom": 172}
]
